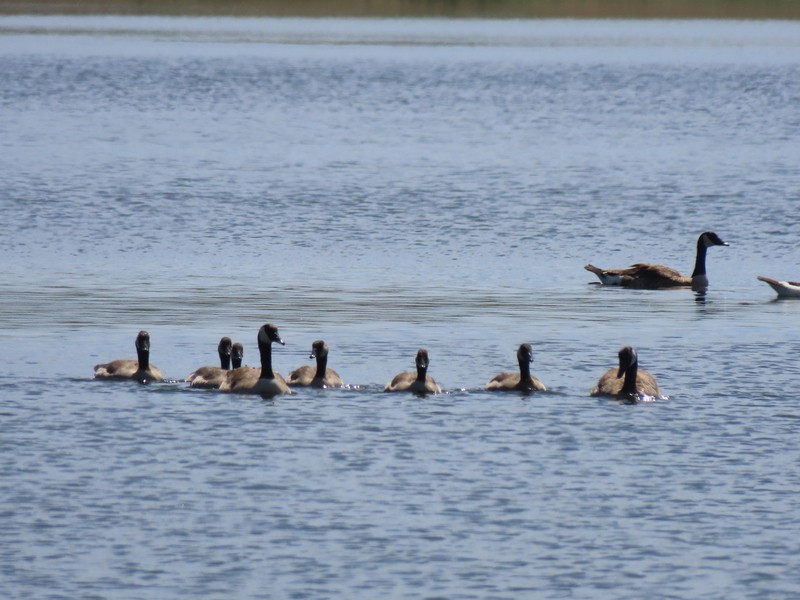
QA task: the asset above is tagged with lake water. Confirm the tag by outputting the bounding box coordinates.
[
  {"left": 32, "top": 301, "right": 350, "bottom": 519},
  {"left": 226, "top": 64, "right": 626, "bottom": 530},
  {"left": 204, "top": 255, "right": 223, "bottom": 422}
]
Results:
[{"left": 2, "top": 15, "right": 800, "bottom": 598}]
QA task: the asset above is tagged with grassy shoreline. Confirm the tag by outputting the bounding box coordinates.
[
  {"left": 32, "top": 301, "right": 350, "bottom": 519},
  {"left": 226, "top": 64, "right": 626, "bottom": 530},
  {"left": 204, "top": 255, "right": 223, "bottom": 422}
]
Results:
[{"left": 2, "top": 0, "right": 800, "bottom": 19}]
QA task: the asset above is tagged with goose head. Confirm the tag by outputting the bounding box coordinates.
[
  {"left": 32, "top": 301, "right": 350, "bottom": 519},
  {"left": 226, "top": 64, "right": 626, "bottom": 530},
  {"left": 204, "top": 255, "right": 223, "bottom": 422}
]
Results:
[
  {"left": 517, "top": 343, "right": 533, "bottom": 366},
  {"left": 258, "top": 324, "right": 285, "bottom": 349},
  {"left": 135, "top": 331, "right": 151, "bottom": 354},
  {"left": 309, "top": 340, "right": 328, "bottom": 360},
  {"left": 231, "top": 343, "right": 244, "bottom": 369},
  {"left": 218, "top": 337, "right": 232, "bottom": 358},
  {"left": 415, "top": 349, "right": 430, "bottom": 374},
  {"left": 699, "top": 231, "right": 728, "bottom": 248},
  {"left": 616, "top": 346, "right": 638, "bottom": 378}
]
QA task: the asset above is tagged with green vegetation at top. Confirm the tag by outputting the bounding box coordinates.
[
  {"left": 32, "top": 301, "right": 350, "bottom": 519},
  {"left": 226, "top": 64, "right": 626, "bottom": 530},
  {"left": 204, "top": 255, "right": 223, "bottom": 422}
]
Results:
[{"left": 2, "top": 0, "right": 800, "bottom": 19}]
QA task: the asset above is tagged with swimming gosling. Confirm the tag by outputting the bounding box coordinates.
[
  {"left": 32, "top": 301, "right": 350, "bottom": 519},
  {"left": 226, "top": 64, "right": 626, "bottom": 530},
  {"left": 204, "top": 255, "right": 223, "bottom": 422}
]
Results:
[
  {"left": 94, "top": 330, "right": 165, "bottom": 384},
  {"left": 485, "top": 343, "right": 547, "bottom": 392},
  {"left": 590, "top": 346, "right": 661, "bottom": 400},
  {"left": 287, "top": 340, "right": 344, "bottom": 388},
  {"left": 384, "top": 348, "right": 442, "bottom": 394},
  {"left": 185, "top": 336, "right": 233, "bottom": 389}
]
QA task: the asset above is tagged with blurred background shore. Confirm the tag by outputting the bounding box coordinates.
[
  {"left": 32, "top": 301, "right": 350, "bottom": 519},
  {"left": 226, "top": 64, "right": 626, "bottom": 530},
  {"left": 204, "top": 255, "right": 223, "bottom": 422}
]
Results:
[{"left": 2, "top": 0, "right": 800, "bottom": 19}]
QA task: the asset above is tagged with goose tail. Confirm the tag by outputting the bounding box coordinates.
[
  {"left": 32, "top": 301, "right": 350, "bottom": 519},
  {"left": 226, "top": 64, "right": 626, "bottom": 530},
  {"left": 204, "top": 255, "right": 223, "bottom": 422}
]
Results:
[
  {"left": 585, "top": 263, "right": 624, "bottom": 286},
  {"left": 584, "top": 264, "right": 605, "bottom": 277},
  {"left": 757, "top": 275, "right": 780, "bottom": 286},
  {"left": 758, "top": 275, "right": 800, "bottom": 298}
]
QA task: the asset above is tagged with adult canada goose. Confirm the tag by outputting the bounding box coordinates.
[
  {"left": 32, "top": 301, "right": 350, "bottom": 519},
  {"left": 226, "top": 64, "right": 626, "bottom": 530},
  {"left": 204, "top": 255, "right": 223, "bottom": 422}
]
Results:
[
  {"left": 219, "top": 324, "right": 292, "bottom": 398},
  {"left": 93, "top": 330, "right": 165, "bottom": 384},
  {"left": 485, "top": 343, "right": 547, "bottom": 393},
  {"left": 287, "top": 340, "right": 344, "bottom": 388},
  {"left": 185, "top": 337, "right": 233, "bottom": 389},
  {"left": 585, "top": 231, "right": 728, "bottom": 291},
  {"left": 384, "top": 348, "right": 442, "bottom": 394},
  {"left": 590, "top": 346, "right": 661, "bottom": 400},
  {"left": 757, "top": 275, "right": 800, "bottom": 298}
]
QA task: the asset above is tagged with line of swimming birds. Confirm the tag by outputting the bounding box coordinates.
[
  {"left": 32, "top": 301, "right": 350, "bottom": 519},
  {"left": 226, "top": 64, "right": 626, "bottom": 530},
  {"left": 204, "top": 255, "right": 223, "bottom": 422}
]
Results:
[
  {"left": 92, "top": 231, "right": 799, "bottom": 401},
  {"left": 93, "top": 327, "right": 650, "bottom": 400}
]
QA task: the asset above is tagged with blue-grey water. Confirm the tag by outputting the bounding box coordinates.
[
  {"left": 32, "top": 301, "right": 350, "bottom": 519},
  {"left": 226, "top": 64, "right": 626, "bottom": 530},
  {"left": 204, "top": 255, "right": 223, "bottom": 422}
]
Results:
[{"left": 2, "top": 15, "right": 800, "bottom": 598}]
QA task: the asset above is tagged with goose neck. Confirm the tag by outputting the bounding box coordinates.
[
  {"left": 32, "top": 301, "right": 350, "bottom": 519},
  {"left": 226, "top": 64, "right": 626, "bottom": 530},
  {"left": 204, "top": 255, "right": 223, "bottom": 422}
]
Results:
[
  {"left": 259, "top": 343, "right": 275, "bottom": 379},
  {"left": 136, "top": 345, "right": 150, "bottom": 370},
  {"left": 314, "top": 353, "right": 328, "bottom": 380},
  {"left": 691, "top": 238, "right": 709, "bottom": 278},
  {"left": 518, "top": 356, "right": 532, "bottom": 380},
  {"left": 621, "top": 362, "right": 639, "bottom": 395}
]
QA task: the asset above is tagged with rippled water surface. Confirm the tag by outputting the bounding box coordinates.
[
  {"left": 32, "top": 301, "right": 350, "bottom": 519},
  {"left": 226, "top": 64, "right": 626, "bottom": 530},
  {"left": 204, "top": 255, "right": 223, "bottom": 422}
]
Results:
[{"left": 2, "top": 16, "right": 800, "bottom": 598}]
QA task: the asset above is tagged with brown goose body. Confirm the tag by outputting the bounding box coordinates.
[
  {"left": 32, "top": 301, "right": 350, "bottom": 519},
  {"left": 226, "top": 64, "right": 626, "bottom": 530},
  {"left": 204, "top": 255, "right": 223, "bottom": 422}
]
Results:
[
  {"left": 591, "top": 346, "right": 661, "bottom": 399},
  {"left": 94, "top": 330, "right": 165, "bottom": 384},
  {"left": 220, "top": 324, "right": 291, "bottom": 398},
  {"left": 585, "top": 231, "right": 728, "bottom": 290},
  {"left": 585, "top": 263, "right": 691, "bottom": 289},
  {"left": 385, "top": 348, "right": 441, "bottom": 394},
  {"left": 186, "top": 337, "right": 232, "bottom": 389},
  {"left": 288, "top": 340, "right": 344, "bottom": 388},
  {"left": 486, "top": 343, "right": 547, "bottom": 392}
]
